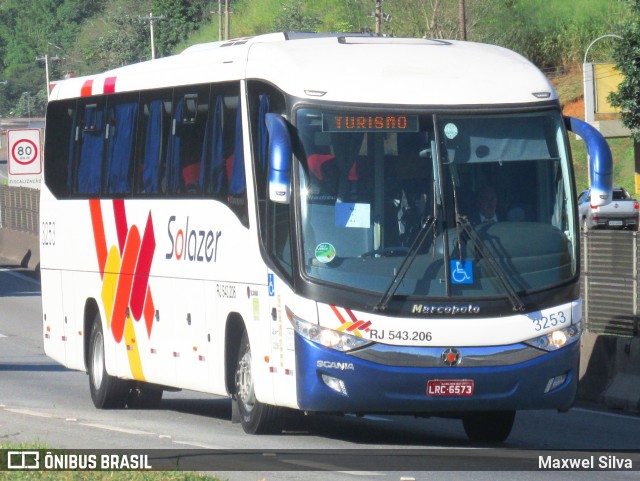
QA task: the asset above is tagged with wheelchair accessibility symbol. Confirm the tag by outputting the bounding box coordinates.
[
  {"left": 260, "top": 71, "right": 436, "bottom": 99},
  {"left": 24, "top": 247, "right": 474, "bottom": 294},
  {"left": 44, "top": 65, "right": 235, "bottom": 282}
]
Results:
[{"left": 450, "top": 260, "right": 473, "bottom": 284}]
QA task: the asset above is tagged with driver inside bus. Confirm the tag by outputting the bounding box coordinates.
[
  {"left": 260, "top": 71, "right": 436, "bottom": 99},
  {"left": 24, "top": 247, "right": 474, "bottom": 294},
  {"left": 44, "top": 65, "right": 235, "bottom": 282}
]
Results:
[
  {"left": 473, "top": 185, "right": 499, "bottom": 224},
  {"left": 399, "top": 189, "right": 430, "bottom": 246}
]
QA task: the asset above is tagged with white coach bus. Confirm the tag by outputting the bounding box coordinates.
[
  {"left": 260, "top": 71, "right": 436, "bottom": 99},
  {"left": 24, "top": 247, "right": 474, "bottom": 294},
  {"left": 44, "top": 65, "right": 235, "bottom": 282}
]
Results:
[{"left": 41, "top": 32, "right": 612, "bottom": 442}]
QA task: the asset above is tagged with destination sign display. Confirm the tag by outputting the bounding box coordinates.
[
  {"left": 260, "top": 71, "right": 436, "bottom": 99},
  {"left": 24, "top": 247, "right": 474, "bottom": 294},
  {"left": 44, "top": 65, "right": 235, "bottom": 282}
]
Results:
[{"left": 323, "top": 113, "right": 419, "bottom": 132}]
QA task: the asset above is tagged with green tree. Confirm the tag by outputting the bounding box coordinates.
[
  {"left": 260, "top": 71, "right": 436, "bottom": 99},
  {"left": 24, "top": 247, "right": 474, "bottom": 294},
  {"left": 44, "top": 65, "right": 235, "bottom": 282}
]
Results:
[
  {"left": 14, "top": 90, "right": 48, "bottom": 118},
  {"left": 272, "top": 0, "right": 320, "bottom": 32},
  {"left": 84, "top": 5, "right": 149, "bottom": 69},
  {"left": 152, "top": 0, "right": 210, "bottom": 57},
  {"left": 609, "top": 0, "right": 640, "bottom": 140},
  {"left": 0, "top": 0, "right": 105, "bottom": 116}
]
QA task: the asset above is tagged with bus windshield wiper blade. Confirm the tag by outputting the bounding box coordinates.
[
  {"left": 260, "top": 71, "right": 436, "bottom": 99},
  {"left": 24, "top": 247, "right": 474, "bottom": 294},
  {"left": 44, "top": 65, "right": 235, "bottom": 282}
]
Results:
[
  {"left": 374, "top": 216, "right": 436, "bottom": 312},
  {"left": 456, "top": 214, "right": 525, "bottom": 312}
]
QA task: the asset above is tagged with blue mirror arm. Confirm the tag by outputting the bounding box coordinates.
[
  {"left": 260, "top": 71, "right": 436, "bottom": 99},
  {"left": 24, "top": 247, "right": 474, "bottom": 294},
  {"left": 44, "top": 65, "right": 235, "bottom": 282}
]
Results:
[
  {"left": 265, "top": 113, "right": 292, "bottom": 204},
  {"left": 565, "top": 116, "right": 613, "bottom": 206}
]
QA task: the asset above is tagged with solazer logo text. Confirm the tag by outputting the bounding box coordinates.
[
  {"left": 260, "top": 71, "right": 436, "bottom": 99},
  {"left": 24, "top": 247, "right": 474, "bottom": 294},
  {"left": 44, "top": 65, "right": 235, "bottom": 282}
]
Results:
[{"left": 165, "top": 216, "right": 222, "bottom": 262}]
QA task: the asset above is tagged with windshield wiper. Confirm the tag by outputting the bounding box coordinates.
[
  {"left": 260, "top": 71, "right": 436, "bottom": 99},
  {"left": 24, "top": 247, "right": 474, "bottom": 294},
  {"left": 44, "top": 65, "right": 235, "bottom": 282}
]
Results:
[
  {"left": 374, "top": 215, "right": 436, "bottom": 312},
  {"left": 455, "top": 214, "right": 525, "bottom": 312}
]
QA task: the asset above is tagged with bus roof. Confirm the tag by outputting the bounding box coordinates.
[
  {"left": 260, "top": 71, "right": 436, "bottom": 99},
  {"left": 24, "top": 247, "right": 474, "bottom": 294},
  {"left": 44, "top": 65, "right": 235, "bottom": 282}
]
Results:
[{"left": 50, "top": 32, "right": 557, "bottom": 106}]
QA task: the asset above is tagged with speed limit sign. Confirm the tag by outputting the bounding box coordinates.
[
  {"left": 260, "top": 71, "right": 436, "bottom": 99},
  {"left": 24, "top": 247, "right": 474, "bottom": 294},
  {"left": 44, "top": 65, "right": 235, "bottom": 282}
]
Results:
[{"left": 7, "top": 129, "right": 42, "bottom": 188}]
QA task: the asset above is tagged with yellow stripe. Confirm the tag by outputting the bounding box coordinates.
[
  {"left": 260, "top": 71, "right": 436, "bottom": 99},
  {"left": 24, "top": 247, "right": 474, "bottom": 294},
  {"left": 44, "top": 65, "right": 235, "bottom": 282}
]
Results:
[
  {"left": 125, "top": 317, "right": 145, "bottom": 381},
  {"left": 101, "top": 246, "right": 121, "bottom": 329}
]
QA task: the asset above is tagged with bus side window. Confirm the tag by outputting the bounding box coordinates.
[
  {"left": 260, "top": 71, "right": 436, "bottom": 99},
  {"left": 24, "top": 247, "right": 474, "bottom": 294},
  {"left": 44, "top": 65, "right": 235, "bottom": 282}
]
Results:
[
  {"left": 226, "top": 102, "right": 248, "bottom": 223},
  {"left": 202, "top": 85, "right": 247, "bottom": 225},
  {"left": 104, "top": 97, "right": 138, "bottom": 195},
  {"left": 248, "top": 81, "right": 291, "bottom": 276},
  {"left": 167, "top": 88, "right": 210, "bottom": 195},
  {"left": 43, "top": 100, "right": 76, "bottom": 198},
  {"left": 76, "top": 100, "right": 106, "bottom": 195},
  {"left": 135, "top": 93, "right": 171, "bottom": 195}
]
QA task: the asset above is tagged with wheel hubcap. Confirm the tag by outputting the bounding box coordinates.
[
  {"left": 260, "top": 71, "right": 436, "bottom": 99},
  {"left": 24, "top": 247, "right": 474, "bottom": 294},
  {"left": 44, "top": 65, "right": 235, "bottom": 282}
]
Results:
[
  {"left": 92, "top": 331, "right": 104, "bottom": 389},
  {"left": 236, "top": 350, "right": 255, "bottom": 412}
]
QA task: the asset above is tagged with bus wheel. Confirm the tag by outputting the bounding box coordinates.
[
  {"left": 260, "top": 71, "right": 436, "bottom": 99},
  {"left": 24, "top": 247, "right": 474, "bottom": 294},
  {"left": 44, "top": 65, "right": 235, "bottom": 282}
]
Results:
[
  {"left": 128, "top": 383, "right": 163, "bottom": 409},
  {"left": 88, "top": 315, "right": 130, "bottom": 409},
  {"left": 234, "top": 332, "right": 282, "bottom": 434},
  {"left": 462, "top": 410, "right": 515, "bottom": 443}
]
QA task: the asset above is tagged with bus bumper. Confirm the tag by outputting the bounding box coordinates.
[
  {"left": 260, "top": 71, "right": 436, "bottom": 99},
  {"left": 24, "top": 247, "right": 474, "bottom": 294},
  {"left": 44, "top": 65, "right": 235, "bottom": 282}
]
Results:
[{"left": 294, "top": 335, "right": 579, "bottom": 414}]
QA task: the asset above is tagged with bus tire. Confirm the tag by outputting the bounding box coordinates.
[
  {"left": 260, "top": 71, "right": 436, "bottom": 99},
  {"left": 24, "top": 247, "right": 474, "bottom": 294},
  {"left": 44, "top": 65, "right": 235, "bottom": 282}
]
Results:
[
  {"left": 234, "top": 332, "right": 282, "bottom": 434},
  {"left": 88, "top": 315, "right": 130, "bottom": 409},
  {"left": 462, "top": 410, "right": 515, "bottom": 443},
  {"left": 128, "top": 383, "right": 163, "bottom": 409}
]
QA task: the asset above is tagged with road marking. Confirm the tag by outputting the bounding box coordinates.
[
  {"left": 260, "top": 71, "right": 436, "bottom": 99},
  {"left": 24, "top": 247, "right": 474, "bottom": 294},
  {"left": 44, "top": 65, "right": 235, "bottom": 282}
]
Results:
[
  {"left": 338, "top": 472, "right": 384, "bottom": 477},
  {"left": 172, "top": 440, "right": 226, "bottom": 449},
  {"left": 0, "top": 333, "right": 6, "bottom": 338},
  {"left": 279, "top": 458, "right": 383, "bottom": 475},
  {"left": 79, "top": 423, "right": 156, "bottom": 436},
  {"left": 573, "top": 406, "right": 640, "bottom": 421},
  {"left": 361, "top": 415, "right": 393, "bottom": 422},
  {"left": 5, "top": 408, "right": 54, "bottom": 418}
]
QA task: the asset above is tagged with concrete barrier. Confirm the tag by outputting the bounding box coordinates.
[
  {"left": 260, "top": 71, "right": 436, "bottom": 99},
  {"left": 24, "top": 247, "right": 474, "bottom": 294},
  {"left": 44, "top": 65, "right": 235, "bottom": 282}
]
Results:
[
  {"left": 599, "top": 336, "right": 640, "bottom": 412},
  {"left": 0, "top": 227, "right": 39, "bottom": 271}
]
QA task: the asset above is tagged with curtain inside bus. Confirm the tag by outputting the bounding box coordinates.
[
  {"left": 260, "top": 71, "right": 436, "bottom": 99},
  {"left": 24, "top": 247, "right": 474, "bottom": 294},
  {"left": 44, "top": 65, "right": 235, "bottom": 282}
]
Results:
[
  {"left": 204, "top": 95, "right": 224, "bottom": 194},
  {"left": 142, "top": 100, "right": 164, "bottom": 193},
  {"left": 104, "top": 102, "right": 137, "bottom": 194},
  {"left": 77, "top": 104, "right": 105, "bottom": 194}
]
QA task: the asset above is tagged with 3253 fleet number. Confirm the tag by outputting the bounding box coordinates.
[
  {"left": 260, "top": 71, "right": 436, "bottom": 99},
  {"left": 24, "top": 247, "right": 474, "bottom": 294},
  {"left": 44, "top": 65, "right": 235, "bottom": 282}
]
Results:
[{"left": 531, "top": 311, "right": 568, "bottom": 331}]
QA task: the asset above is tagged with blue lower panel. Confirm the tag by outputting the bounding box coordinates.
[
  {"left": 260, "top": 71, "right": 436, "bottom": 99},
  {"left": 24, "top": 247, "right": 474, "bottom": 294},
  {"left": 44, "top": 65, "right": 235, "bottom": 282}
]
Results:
[{"left": 295, "top": 335, "right": 579, "bottom": 413}]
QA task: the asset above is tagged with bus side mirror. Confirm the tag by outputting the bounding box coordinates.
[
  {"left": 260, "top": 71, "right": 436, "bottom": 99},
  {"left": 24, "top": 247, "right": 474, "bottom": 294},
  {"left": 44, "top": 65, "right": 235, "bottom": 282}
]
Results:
[
  {"left": 565, "top": 116, "right": 613, "bottom": 207},
  {"left": 266, "top": 113, "right": 292, "bottom": 204}
]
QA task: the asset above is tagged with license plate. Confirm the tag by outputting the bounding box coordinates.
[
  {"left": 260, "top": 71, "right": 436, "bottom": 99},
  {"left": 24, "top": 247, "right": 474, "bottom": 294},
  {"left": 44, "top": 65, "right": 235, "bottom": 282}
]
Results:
[
  {"left": 427, "top": 379, "right": 474, "bottom": 397},
  {"left": 609, "top": 220, "right": 623, "bottom": 226}
]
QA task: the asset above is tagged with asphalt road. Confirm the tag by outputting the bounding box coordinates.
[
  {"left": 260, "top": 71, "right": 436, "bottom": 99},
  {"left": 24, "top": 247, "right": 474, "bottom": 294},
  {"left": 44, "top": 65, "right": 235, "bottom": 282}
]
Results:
[{"left": 1, "top": 266, "right": 640, "bottom": 480}]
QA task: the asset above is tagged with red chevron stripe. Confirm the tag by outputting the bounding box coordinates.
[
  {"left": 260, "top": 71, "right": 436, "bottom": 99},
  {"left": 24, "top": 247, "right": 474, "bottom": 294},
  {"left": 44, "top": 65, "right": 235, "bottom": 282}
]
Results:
[
  {"left": 113, "top": 199, "right": 128, "bottom": 256},
  {"left": 89, "top": 200, "right": 107, "bottom": 279},
  {"left": 110, "top": 225, "right": 141, "bottom": 343},
  {"left": 130, "top": 212, "right": 155, "bottom": 321},
  {"left": 345, "top": 308, "right": 358, "bottom": 323},
  {"left": 346, "top": 320, "right": 364, "bottom": 332}
]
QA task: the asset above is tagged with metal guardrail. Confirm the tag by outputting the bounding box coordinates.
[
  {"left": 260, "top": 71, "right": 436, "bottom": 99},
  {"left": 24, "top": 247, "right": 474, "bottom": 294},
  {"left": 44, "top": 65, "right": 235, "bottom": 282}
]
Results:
[
  {"left": 582, "top": 229, "right": 639, "bottom": 337},
  {"left": 0, "top": 184, "right": 40, "bottom": 234}
]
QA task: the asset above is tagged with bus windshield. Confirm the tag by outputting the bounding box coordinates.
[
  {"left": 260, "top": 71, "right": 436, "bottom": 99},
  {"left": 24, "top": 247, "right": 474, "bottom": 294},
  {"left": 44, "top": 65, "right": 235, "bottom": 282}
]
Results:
[{"left": 296, "top": 107, "right": 576, "bottom": 299}]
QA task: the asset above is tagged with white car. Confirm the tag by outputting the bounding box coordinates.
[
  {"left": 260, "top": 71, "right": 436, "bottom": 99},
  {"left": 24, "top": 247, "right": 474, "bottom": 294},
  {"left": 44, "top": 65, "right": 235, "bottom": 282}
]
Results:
[{"left": 578, "top": 186, "right": 639, "bottom": 230}]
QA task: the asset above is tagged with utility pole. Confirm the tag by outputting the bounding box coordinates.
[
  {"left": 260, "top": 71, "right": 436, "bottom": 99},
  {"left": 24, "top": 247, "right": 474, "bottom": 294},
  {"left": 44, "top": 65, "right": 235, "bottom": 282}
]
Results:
[
  {"left": 458, "top": 0, "right": 467, "bottom": 41},
  {"left": 369, "top": 0, "right": 391, "bottom": 36},
  {"left": 218, "top": 0, "right": 223, "bottom": 41},
  {"left": 224, "top": 0, "right": 231, "bottom": 40},
  {"left": 141, "top": 12, "right": 166, "bottom": 60},
  {"left": 211, "top": 0, "right": 223, "bottom": 41},
  {"left": 36, "top": 53, "right": 60, "bottom": 100}
]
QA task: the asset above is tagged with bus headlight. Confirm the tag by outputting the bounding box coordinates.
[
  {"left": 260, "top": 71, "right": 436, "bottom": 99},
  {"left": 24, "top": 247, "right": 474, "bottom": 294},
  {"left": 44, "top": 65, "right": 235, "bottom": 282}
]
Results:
[
  {"left": 524, "top": 322, "right": 582, "bottom": 351},
  {"left": 286, "top": 306, "right": 372, "bottom": 352}
]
